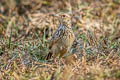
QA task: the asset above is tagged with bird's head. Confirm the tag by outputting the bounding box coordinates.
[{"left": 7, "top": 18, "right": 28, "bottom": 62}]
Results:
[{"left": 56, "top": 13, "right": 72, "bottom": 28}]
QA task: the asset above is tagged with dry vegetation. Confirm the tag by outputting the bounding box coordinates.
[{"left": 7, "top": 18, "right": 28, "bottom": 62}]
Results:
[{"left": 0, "top": 0, "right": 120, "bottom": 80}]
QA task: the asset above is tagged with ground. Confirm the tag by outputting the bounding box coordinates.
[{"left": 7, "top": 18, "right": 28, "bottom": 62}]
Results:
[{"left": 0, "top": 0, "right": 120, "bottom": 80}]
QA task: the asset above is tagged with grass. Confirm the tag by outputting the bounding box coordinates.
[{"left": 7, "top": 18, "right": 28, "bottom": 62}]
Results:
[
  {"left": 0, "top": 0, "right": 120, "bottom": 80},
  {"left": 0, "top": 28, "right": 120, "bottom": 80}
]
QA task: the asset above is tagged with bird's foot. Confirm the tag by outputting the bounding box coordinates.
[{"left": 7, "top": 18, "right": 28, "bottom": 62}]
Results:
[
  {"left": 53, "top": 59, "right": 57, "bottom": 65},
  {"left": 60, "top": 59, "right": 65, "bottom": 64}
]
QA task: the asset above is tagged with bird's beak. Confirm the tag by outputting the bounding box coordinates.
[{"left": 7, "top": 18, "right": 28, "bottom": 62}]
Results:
[
  {"left": 55, "top": 14, "right": 59, "bottom": 17},
  {"left": 49, "top": 13, "right": 59, "bottom": 18},
  {"left": 50, "top": 14, "right": 62, "bottom": 24},
  {"left": 56, "top": 14, "right": 63, "bottom": 24}
]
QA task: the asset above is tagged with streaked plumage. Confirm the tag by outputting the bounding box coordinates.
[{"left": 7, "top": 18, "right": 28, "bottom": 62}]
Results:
[{"left": 46, "top": 13, "right": 75, "bottom": 62}]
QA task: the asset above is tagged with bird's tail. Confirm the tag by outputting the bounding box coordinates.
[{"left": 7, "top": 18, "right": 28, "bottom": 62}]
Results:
[
  {"left": 45, "top": 43, "right": 53, "bottom": 60},
  {"left": 45, "top": 51, "right": 53, "bottom": 60}
]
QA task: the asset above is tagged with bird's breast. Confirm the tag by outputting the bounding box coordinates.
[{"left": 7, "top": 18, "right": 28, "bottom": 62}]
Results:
[{"left": 59, "top": 29, "right": 75, "bottom": 47}]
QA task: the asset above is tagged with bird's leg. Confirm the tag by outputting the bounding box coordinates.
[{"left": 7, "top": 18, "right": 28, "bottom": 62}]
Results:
[
  {"left": 53, "top": 53, "right": 59, "bottom": 64},
  {"left": 59, "top": 53, "right": 66, "bottom": 64},
  {"left": 59, "top": 49, "right": 68, "bottom": 64},
  {"left": 53, "top": 58, "right": 57, "bottom": 64},
  {"left": 60, "top": 58, "right": 65, "bottom": 64}
]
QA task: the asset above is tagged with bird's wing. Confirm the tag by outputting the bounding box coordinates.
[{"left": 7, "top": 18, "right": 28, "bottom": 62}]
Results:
[
  {"left": 49, "top": 30, "right": 61, "bottom": 47},
  {"left": 49, "top": 25, "right": 64, "bottom": 48},
  {"left": 46, "top": 28, "right": 62, "bottom": 60}
]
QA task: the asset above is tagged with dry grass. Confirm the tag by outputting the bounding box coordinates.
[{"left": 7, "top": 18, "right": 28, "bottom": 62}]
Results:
[{"left": 0, "top": 0, "right": 120, "bottom": 80}]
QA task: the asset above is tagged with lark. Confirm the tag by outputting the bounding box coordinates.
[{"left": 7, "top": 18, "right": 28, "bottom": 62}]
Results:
[{"left": 46, "top": 13, "right": 75, "bottom": 63}]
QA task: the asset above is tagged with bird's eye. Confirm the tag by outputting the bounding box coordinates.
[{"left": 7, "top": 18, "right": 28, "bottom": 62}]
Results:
[{"left": 62, "top": 15, "right": 66, "bottom": 17}]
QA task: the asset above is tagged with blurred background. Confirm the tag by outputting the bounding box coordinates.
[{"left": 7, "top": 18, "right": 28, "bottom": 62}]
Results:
[
  {"left": 0, "top": 0, "right": 120, "bottom": 39},
  {"left": 0, "top": 0, "right": 120, "bottom": 80}
]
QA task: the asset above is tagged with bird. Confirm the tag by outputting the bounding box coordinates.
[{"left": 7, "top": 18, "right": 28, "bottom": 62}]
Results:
[{"left": 46, "top": 13, "right": 75, "bottom": 63}]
